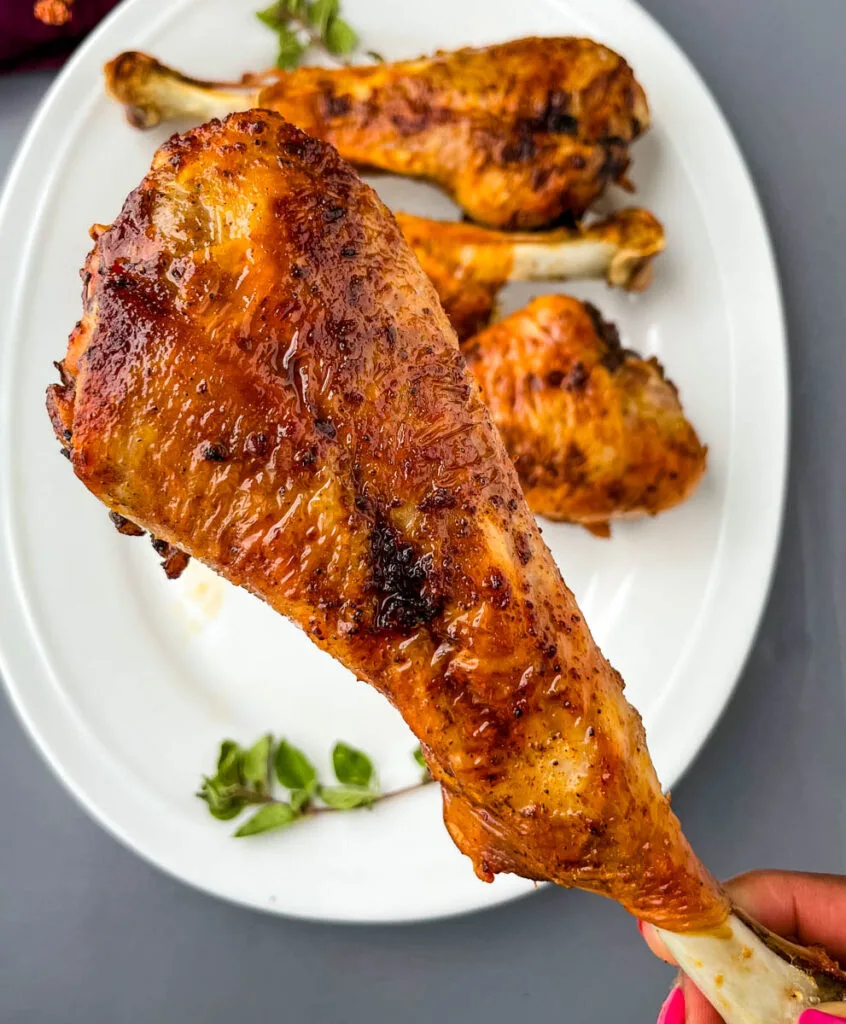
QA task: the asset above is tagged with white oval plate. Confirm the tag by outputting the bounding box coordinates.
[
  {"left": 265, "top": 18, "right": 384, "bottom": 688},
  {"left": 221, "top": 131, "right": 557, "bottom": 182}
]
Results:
[{"left": 0, "top": 0, "right": 786, "bottom": 922}]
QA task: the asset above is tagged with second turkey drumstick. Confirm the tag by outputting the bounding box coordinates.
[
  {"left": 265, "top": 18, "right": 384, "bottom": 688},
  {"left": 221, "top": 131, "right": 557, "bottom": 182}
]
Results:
[
  {"left": 396, "top": 208, "right": 665, "bottom": 341},
  {"left": 104, "top": 38, "right": 649, "bottom": 229}
]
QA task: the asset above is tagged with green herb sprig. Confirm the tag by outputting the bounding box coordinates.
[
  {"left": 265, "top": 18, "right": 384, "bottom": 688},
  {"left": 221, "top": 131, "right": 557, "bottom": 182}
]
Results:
[
  {"left": 257, "top": 0, "right": 370, "bottom": 70},
  {"left": 198, "top": 734, "right": 433, "bottom": 837}
]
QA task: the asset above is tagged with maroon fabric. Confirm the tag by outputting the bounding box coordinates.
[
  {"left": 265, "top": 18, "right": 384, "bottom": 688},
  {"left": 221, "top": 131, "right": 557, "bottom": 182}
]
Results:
[{"left": 1, "top": 0, "right": 119, "bottom": 72}]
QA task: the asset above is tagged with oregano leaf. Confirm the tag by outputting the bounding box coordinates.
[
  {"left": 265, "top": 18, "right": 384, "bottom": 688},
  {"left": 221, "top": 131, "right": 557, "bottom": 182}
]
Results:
[
  {"left": 307, "top": 0, "right": 339, "bottom": 34},
  {"left": 242, "top": 734, "right": 273, "bottom": 791},
  {"left": 198, "top": 776, "right": 245, "bottom": 821},
  {"left": 325, "top": 17, "right": 358, "bottom": 55},
  {"left": 332, "top": 741, "right": 374, "bottom": 787},
  {"left": 275, "top": 27, "right": 306, "bottom": 69},
  {"left": 256, "top": 2, "right": 288, "bottom": 28},
  {"left": 234, "top": 802, "right": 297, "bottom": 837},
  {"left": 319, "top": 784, "right": 377, "bottom": 810},
  {"left": 216, "top": 739, "right": 243, "bottom": 787},
  {"left": 275, "top": 739, "right": 318, "bottom": 791}
]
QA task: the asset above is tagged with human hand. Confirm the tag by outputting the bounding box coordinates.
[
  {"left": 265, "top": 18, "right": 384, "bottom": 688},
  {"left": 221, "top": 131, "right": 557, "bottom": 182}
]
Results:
[{"left": 640, "top": 871, "right": 846, "bottom": 1023}]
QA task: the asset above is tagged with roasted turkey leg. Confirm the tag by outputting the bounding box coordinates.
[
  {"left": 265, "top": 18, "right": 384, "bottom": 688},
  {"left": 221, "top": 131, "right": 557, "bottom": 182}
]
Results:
[
  {"left": 104, "top": 38, "right": 649, "bottom": 229},
  {"left": 462, "top": 295, "right": 706, "bottom": 531},
  {"left": 47, "top": 112, "right": 845, "bottom": 1022},
  {"left": 396, "top": 208, "right": 665, "bottom": 341}
]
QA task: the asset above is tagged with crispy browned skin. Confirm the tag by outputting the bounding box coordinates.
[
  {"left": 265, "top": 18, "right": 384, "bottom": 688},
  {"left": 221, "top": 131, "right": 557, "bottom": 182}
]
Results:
[
  {"left": 47, "top": 111, "right": 725, "bottom": 930},
  {"left": 462, "top": 296, "right": 707, "bottom": 531},
  {"left": 397, "top": 208, "right": 665, "bottom": 340},
  {"left": 105, "top": 37, "right": 649, "bottom": 229}
]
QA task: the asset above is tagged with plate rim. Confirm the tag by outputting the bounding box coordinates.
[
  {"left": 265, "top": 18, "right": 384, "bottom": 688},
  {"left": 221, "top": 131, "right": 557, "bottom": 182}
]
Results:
[{"left": 0, "top": 0, "right": 788, "bottom": 922}]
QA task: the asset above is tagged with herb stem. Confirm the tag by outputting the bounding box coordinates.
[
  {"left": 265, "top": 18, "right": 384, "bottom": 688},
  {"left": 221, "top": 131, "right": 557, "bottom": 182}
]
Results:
[
  {"left": 312, "top": 777, "right": 434, "bottom": 814},
  {"left": 230, "top": 777, "right": 433, "bottom": 814}
]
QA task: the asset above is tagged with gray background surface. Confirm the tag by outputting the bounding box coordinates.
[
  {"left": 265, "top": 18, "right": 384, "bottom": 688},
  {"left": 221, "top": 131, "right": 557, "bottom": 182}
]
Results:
[{"left": 2, "top": 2, "right": 845, "bottom": 1021}]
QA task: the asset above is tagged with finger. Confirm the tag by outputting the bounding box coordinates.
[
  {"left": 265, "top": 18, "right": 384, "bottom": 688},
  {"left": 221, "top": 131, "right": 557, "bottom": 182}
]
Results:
[
  {"left": 727, "top": 871, "right": 846, "bottom": 962},
  {"left": 681, "top": 975, "right": 724, "bottom": 1024},
  {"left": 656, "top": 985, "right": 685, "bottom": 1024},
  {"left": 654, "top": 981, "right": 724, "bottom": 1024},
  {"left": 639, "top": 920, "right": 678, "bottom": 965}
]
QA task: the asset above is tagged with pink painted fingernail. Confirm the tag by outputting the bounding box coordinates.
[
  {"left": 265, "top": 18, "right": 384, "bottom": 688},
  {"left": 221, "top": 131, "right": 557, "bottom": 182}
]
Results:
[
  {"left": 797, "top": 1011, "right": 846, "bottom": 1023},
  {"left": 657, "top": 986, "right": 685, "bottom": 1024}
]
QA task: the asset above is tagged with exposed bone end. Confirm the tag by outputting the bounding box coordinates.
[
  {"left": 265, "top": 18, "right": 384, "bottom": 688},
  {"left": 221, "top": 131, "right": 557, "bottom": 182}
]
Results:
[
  {"left": 659, "top": 912, "right": 846, "bottom": 1024},
  {"left": 104, "top": 51, "right": 256, "bottom": 129},
  {"left": 104, "top": 52, "right": 170, "bottom": 128},
  {"left": 595, "top": 208, "right": 666, "bottom": 290},
  {"left": 505, "top": 208, "right": 665, "bottom": 292}
]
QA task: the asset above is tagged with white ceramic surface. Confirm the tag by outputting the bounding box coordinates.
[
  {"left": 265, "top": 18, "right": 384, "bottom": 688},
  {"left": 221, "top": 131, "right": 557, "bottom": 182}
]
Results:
[{"left": 0, "top": 0, "right": 786, "bottom": 922}]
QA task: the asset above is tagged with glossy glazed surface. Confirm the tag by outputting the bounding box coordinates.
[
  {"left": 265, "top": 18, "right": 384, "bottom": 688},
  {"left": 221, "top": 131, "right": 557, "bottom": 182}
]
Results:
[
  {"left": 48, "top": 111, "right": 725, "bottom": 929},
  {"left": 106, "top": 36, "right": 649, "bottom": 228},
  {"left": 463, "top": 295, "right": 706, "bottom": 530}
]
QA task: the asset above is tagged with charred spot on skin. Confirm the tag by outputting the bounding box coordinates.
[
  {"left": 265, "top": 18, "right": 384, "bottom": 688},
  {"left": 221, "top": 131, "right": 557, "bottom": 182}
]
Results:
[
  {"left": 370, "top": 513, "right": 443, "bottom": 633},
  {"left": 354, "top": 492, "right": 372, "bottom": 515},
  {"left": 109, "top": 511, "right": 145, "bottom": 537},
  {"left": 514, "top": 532, "right": 533, "bottom": 566},
  {"left": 419, "top": 487, "right": 457, "bottom": 512},
  {"left": 539, "top": 90, "right": 578, "bottom": 134},
  {"left": 502, "top": 131, "right": 536, "bottom": 164},
  {"left": 583, "top": 301, "right": 628, "bottom": 373},
  {"left": 547, "top": 362, "right": 588, "bottom": 391},
  {"left": 245, "top": 432, "right": 269, "bottom": 457},
  {"left": 606, "top": 480, "right": 625, "bottom": 504},
  {"left": 347, "top": 274, "right": 366, "bottom": 303},
  {"left": 295, "top": 446, "right": 318, "bottom": 468},
  {"left": 548, "top": 112, "right": 578, "bottom": 135},
  {"left": 202, "top": 442, "right": 229, "bottom": 462},
  {"left": 484, "top": 568, "right": 511, "bottom": 610},
  {"left": 508, "top": 93, "right": 578, "bottom": 161},
  {"left": 315, "top": 418, "right": 337, "bottom": 439},
  {"left": 323, "top": 92, "right": 352, "bottom": 118},
  {"left": 546, "top": 208, "right": 580, "bottom": 231},
  {"left": 150, "top": 536, "right": 190, "bottom": 580},
  {"left": 340, "top": 245, "right": 357, "bottom": 259},
  {"left": 566, "top": 362, "right": 589, "bottom": 391},
  {"left": 599, "top": 141, "right": 630, "bottom": 185},
  {"left": 278, "top": 132, "right": 325, "bottom": 166}
]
